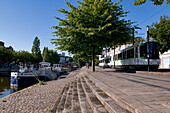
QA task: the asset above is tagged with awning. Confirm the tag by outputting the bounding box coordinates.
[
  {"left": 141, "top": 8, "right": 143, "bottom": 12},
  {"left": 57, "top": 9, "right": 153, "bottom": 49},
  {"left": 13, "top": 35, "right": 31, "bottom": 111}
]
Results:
[{"left": 39, "top": 62, "right": 51, "bottom": 66}]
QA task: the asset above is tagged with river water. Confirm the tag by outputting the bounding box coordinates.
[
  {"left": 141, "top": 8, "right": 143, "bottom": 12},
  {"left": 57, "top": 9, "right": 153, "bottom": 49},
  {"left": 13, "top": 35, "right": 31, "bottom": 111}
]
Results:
[
  {"left": 0, "top": 76, "right": 11, "bottom": 98},
  {"left": 0, "top": 72, "right": 23, "bottom": 98},
  {"left": 0, "top": 71, "right": 44, "bottom": 98}
]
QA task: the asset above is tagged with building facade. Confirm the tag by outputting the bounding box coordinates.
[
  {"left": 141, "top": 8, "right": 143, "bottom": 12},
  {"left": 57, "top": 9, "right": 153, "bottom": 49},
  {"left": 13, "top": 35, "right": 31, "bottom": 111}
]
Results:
[
  {"left": 159, "top": 50, "right": 170, "bottom": 69},
  {"left": 59, "top": 52, "right": 73, "bottom": 64}
]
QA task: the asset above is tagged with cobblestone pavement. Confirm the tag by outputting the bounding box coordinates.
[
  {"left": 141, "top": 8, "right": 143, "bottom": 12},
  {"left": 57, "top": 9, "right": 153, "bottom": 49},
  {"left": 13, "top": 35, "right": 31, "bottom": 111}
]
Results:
[
  {"left": 87, "top": 66, "right": 170, "bottom": 113},
  {"left": 1, "top": 66, "right": 169, "bottom": 113},
  {"left": 0, "top": 68, "right": 84, "bottom": 113}
]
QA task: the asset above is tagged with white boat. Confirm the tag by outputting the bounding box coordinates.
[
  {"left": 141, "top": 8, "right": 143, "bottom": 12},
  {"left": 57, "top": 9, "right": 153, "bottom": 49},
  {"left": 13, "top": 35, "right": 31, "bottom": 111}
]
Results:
[
  {"left": 10, "top": 65, "right": 42, "bottom": 87},
  {"left": 52, "top": 64, "right": 64, "bottom": 73},
  {"left": 11, "top": 64, "right": 57, "bottom": 87}
]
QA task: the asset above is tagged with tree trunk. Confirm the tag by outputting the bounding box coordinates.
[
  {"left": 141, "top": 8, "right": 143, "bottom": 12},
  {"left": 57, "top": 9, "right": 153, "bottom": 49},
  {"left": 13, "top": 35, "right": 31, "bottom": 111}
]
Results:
[
  {"left": 92, "top": 45, "right": 95, "bottom": 72},
  {"left": 87, "top": 58, "right": 89, "bottom": 68},
  {"left": 114, "top": 46, "right": 115, "bottom": 69}
]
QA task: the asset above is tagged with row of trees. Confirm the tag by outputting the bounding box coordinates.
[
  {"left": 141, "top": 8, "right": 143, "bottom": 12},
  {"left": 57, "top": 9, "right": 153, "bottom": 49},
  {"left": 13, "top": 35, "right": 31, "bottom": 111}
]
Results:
[
  {"left": 0, "top": 37, "right": 60, "bottom": 67},
  {"left": 31, "top": 37, "right": 60, "bottom": 64},
  {"left": 51, "top": 0, "right": 170, "bottom": 72},
  {"left": 0, "top": 48, "right": 37, "bottom": 66}
]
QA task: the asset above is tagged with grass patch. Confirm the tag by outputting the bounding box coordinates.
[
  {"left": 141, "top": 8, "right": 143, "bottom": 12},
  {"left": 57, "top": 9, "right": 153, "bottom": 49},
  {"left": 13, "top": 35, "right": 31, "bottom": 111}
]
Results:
[
  {"left": 46, "top": 108, "right": 51, "bottom": 113},
  {"left": 39, "top": 81, "right": 45, "bottom": 85}
]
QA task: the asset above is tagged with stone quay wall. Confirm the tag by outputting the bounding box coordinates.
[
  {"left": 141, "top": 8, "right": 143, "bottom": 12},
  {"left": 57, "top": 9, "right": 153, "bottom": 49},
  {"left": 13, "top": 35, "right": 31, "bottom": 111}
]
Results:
[{"left": 0, "top": 68, "right": 82, "bottom": 113}]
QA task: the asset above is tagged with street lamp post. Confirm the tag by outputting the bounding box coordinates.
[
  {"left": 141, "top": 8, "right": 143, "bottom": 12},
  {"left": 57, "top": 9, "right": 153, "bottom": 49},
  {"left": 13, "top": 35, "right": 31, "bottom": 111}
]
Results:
[
  {"left": 132, "top": 28, "right": 135, "bottom": 45},
  {"left": 147, "top": 25, "right": 150, "bottom": 72}
]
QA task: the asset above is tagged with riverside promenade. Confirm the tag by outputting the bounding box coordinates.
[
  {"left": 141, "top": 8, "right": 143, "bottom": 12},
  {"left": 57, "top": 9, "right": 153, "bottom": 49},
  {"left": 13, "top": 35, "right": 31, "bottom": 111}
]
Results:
[
  {"left": 0, "top": 67, "right": 170, "bottom": 113},
  {"left": 0, "top": 70, "right": 80, "bottom": 113}
]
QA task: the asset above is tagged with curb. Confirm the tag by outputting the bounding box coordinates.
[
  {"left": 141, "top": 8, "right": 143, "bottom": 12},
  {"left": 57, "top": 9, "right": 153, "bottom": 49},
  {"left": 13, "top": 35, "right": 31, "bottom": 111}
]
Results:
[
  {"left": 136, "top": 71, "right": 170, "bottom": 76},
  {"left": 0, "top": 83, "right": 37, "bottom": 101}
]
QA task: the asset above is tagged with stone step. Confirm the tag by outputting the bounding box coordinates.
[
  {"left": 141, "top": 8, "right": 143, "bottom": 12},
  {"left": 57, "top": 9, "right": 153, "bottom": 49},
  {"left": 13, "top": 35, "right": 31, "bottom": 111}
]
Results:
[
  {"left": 63, "top": 82, "right": 74, "bottom": 113},
  {"left": 77, "top": 78, "right": 93, "bottom": 113},
  {"left": 56, "top": 84, "right": 70, "bottom": 113},
  {"left": 80, "top": 77, "right": 108, "bottom": 113},
  {"left": 86, "top": 74, "right": 142, "bottom": 113},
  {"left": 72, "top": 80, "right": 81, "bottom": 113},
  {"left": 83, "top": 76, "right": 131, "bottom": 113}
]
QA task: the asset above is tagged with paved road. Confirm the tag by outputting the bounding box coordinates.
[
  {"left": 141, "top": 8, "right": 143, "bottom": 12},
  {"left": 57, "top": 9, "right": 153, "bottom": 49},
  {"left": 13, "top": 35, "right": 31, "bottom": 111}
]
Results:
[{"left": 88, "top": 67, "right": 170, "bottom": 113}]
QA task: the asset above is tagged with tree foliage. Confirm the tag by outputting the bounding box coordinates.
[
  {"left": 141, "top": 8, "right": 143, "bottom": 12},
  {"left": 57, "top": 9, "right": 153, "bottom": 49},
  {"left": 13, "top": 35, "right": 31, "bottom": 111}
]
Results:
[
  {"left": 133, "top": 0, "right": 170, "bottom": 6},
  {"left": 15, "top": 51, "right": 35, "bottom": 63},
  {"left": 48, "top": 50, "right": 60, "bottom": 64},
  {"left": 52, "top": 0, "right": 133, "bottom": 71},
  {"left": 134, "top": 37, "right": 146, "bottom": 43},
  {"left": 31, "top": 37, "right": 42, "bottom": 62},
  {"left": 73, "top": 52, "right": 91, "bottom": 66},
  {"left": 42, "top": 47, "right": 60, "bottom": 64},
  {"left": 0, "top": 47, "right": 36, "bottom": 66},
  {"left": 128, "top": 36, "right": 145, "bottom": 44},
  {"left": 0, "top": 46, "right": 60, "bottom": 66},
  {"left": 0, "top": 47, "right": 15, "bottom": 64},
  {"left": 73, "top": 52, "right": 99, "bottom": 67},
  {"left": 42, "top": 47, "right": 49, "bottom": 62},
  {"left": 6, "top": 46, "right": 14, "bottom": 51},
  {"left": 0, "top": 37, "right": 60, "bottom": 66},
  {"left": 150, "top": 15, "right": 170, "bottom": 53}
]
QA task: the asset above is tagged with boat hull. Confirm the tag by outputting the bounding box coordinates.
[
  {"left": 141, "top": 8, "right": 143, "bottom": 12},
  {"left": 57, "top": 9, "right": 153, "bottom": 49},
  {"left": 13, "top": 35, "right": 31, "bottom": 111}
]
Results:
[{"left": 11, "top": 72, "right": 49, "bottom": 87}]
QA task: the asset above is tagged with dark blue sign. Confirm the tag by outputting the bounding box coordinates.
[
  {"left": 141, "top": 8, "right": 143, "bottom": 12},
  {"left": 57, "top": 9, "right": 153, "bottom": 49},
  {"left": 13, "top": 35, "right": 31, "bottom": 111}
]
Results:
[{"left": 149, "top": 43, "right": 153, "bottom": 58}]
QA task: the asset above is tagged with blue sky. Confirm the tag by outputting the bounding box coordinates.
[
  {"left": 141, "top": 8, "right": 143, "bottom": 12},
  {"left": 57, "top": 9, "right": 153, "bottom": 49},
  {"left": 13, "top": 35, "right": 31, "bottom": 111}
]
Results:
[{"left": 0, "top": 0, "right": 169, "bottom": 55}]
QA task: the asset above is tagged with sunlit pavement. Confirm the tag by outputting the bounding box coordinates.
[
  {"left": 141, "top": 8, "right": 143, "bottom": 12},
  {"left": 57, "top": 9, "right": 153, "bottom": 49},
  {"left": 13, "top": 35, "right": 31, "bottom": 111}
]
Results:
[{"left": 87, "top": 66, "right": 170, "bottom": 113}]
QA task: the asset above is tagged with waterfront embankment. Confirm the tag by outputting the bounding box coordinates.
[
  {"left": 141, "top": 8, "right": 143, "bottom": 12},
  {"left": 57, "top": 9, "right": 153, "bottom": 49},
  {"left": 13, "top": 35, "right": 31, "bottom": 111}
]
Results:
[
  {"left": 0, "top": 69, "right": 80, "bottom": 113},
  {"left": 1, "top": 67, "right": 170, "bottom": 113},
  {"left": 0, "top": 76, "right": 10, "bottom": 98}
]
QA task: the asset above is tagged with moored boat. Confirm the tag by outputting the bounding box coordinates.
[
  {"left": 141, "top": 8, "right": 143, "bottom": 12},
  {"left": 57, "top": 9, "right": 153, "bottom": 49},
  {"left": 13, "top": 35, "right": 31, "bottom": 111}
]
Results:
[{"left": 11, "top": 63, "right": 57, "bottom": 88}]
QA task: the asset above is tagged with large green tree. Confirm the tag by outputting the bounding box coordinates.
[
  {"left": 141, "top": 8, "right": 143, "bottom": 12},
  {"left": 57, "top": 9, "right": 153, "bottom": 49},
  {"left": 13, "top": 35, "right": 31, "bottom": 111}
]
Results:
[
  {"left": 52, "top": 0, "right": 133, "bottom": 72},
  {"left": 150, "top": 15, "right": 170, "bottom": 53},
  {"left": 31, "top": 37, "right": 42, "bottom": 62},
  {"left": 133, "top": 0, "right": 170, "bottom": 5}
]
